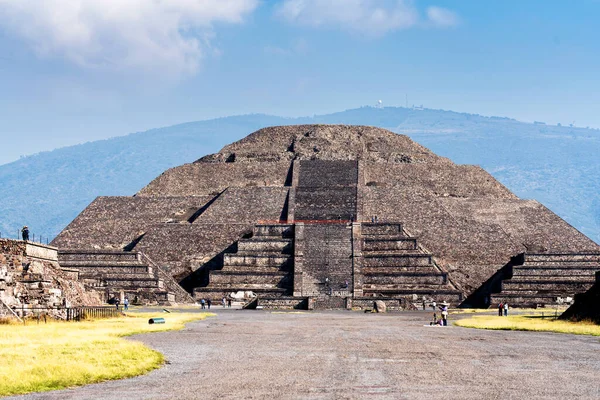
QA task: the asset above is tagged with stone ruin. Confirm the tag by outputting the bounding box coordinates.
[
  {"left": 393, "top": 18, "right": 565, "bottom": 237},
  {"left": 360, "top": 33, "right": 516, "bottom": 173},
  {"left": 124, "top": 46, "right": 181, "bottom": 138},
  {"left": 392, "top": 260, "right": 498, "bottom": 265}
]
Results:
[
  {"left": 0, "top": 239, "right": 100, "bottom": 320},
  {"left": 51, "top": 125, "right": 600, "bottom": 309},
  {"left": 560, "top": 271, "right": 600, "bottom": 324}
]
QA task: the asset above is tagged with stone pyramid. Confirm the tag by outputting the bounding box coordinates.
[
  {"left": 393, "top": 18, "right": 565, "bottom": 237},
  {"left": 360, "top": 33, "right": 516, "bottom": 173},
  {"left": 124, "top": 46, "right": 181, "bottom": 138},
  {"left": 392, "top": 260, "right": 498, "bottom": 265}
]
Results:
[{"left": 52, "top": 125, "right": 600, "bottom": 309}]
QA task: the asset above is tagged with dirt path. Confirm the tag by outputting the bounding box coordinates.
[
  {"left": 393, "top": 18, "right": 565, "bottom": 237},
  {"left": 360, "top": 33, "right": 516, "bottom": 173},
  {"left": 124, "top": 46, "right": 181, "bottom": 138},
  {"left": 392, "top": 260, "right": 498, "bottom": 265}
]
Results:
[{"left": 14, "top": 310, "right": 600, "bottom": 399}]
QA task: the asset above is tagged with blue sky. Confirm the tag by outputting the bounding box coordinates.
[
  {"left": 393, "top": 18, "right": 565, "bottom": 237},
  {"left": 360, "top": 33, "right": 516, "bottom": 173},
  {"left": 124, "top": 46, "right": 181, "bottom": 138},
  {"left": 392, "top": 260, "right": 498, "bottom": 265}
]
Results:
[{"left": 0, "top": 0, "right": 599, "bottom": 165}]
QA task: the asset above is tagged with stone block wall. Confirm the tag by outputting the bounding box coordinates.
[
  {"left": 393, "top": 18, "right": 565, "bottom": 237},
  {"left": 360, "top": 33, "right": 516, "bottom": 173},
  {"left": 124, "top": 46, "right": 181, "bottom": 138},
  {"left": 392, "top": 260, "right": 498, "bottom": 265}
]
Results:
[
  {"left": 52, "top": 196, "right": 214, "bottom": 250},
  {"left": 363, "top": 162, "right": 517, "bottom": 199},
  {"left": 138, "top": 161, "right": 291, "bottom": 197},
  {"left": 300, "top": 224, "right": 354, "bottom": 296},
  {"left": 0, "top": 239, "right": 100, "bottom": 319}
]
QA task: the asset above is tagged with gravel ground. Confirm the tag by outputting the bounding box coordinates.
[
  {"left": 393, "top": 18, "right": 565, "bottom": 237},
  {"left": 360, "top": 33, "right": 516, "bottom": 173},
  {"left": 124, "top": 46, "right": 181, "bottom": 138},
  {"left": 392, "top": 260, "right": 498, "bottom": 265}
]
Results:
[{"left": 13, "top": 310, "right": 600, "bottom": 400}]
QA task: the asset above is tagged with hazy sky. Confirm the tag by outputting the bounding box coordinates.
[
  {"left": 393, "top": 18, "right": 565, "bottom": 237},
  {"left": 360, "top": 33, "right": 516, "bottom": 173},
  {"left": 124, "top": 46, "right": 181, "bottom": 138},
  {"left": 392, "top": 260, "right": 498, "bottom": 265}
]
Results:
[{"left": 0, "top": 0, "right": 599, "bottom": 165}]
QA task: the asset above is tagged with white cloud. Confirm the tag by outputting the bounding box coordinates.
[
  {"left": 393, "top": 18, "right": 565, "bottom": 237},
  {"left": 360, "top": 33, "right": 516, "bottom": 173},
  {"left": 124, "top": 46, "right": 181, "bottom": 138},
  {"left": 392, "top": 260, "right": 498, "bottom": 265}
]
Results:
[
  {"left": 426, "top": 6, "right": 459, "bottom": 28},
  {"left": 275, "top": 0, "right": 419, "bottom": 36},
  {"left": 0, "top": 0, "right": 258, "bottom": 77},
  {"left": 275, "top": 0, "right": 458, "bottom": 35}
]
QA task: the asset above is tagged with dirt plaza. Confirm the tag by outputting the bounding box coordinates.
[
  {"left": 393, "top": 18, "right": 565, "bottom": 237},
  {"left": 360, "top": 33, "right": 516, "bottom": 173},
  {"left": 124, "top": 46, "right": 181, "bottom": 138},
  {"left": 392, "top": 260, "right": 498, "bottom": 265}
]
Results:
[{"left": 14, "top": 310, "right": 600, "bottom": 400}]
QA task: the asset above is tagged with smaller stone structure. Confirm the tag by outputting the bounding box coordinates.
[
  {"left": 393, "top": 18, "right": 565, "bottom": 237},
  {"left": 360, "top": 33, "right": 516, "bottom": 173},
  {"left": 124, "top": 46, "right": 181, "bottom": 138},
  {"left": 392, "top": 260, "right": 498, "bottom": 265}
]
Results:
[
  {"left": 560, "top": 271, "right": 600, "bottom": 324},
  {"left": 490, "top": 253, "right": 600, "bottom": 308},
  {"left": 58, "top": 249, "right": 193, "bottom": 305},
  {"left": 0, "top": 239, "right": 100, "bottom": 319}
]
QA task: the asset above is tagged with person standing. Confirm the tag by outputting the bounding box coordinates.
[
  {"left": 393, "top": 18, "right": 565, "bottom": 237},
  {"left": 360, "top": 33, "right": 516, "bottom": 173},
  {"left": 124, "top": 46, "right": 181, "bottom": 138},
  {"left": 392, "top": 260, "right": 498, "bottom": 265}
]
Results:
[
  {"left": 222, "top": 297, "right": 227, "bottom": 308},
  {"left": 227, "top": 298, "right": 232, "bottom": 308},
  {"left": 115, "top": 298, "right": 120, "bottom": 310},
  {"left": 503, "top": 302, "right": 509, "bottom": 317},
  {"left": 207, "top": 298, "right": 212, "bottom": 310},
  {"left": 441, "top": 303, "right": 449, "bottom": 326},
  {"left": 200, "top": 298, "right": 206, "bottom": 309},
  {"left": 123, "top": 296, "right": 129, "bottom": 311},
  {"left": 431, "top": 301, "right": 437, "bottom": 311},
  {"left": 21, "top": 226, "right": 29, "bottom": 241},
  {"left": 498, "top": 302, "right": 504, "bottom": 317}
]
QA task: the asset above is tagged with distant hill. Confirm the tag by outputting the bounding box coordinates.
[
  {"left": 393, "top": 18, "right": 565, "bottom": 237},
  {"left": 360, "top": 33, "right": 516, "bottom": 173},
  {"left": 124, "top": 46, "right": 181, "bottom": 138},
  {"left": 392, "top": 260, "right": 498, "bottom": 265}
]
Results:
[{"left": 1, "top": 106, "right": 598, "bottom": 244}]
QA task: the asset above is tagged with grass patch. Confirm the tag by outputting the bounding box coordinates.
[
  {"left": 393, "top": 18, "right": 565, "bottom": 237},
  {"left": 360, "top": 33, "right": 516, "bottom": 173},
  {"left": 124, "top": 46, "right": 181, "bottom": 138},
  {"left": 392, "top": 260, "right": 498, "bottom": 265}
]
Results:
[
  {"left": 0, "top": 311, "right": 214, "bottom": 397},
  {"left": 454, "top": 314, "right": 600, "bottom": 336}
]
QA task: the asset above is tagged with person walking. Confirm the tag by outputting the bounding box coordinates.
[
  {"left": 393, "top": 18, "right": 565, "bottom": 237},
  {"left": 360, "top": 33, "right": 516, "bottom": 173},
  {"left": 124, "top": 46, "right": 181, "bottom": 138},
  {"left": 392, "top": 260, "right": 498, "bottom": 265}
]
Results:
[
  {"left": 431, "top": 301, "right": 437, "bottom": 311},
  {"left": 227, "top": 298, "right": 232, "bottom": 308},
  {"left": 503, "top": 302, "right": 509, "bottom": 316},
  {"left": 207, "top": 298, "right": 212, "bottom": 310},
  {"left": 123, "top": 296, "right": 129, "bottom": 311},
  {"left": 498, "top": 302, "right": 504, "bottom": 317},
  {"left": 115, "top": 298, "right": 120, "bottom": 310},
  {"left": 200, "top": 298, "right": 206, "bottom": 309},
  {"left": 222, "top": 297, "right": 227, "bottom": 308}
]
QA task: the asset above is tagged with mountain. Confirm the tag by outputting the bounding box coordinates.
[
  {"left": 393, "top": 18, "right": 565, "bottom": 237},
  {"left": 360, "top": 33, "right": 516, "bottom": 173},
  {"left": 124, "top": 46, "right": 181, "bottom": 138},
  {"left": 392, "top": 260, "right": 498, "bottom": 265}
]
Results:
[{"left": 1, "top": 107, "right": 599, "bottom": 244}]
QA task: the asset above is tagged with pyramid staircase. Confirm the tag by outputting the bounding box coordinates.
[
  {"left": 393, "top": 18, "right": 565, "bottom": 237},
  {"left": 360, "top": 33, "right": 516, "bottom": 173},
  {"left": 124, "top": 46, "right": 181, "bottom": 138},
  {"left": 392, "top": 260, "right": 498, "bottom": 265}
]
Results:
[
  {"left": 58, "top": 250, "right": 177, "bottom": 305},
  {"left": 193, "top": 224, "right": 297, "bottom": 304},
  {"left": 358, "top": 223, "right": 462, "bottom": 306},
  {"left": 491, "top": 253, "right": 600, "bottom": 307}
]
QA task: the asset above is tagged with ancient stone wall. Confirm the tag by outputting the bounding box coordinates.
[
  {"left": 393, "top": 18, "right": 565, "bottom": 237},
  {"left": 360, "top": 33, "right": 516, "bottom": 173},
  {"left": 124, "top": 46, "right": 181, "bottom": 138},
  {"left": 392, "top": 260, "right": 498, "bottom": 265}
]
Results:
[
  {"left": 138, "top": 161, "right": 291, "bottom": 197},
  {"left": 363, "top": 162, "right": 517, "bottom": 199},
  {"left": 301, "top": 224, "right": 353, "bottom": 296},
  {"left": 52, "top": 196, "right": 213, "bottom": 250},
  {"left": 295, "top": 160, "right": 358, "bottom": 221},
  {"left": 0, "top": 239, "right": 100, "bottom": 319}
]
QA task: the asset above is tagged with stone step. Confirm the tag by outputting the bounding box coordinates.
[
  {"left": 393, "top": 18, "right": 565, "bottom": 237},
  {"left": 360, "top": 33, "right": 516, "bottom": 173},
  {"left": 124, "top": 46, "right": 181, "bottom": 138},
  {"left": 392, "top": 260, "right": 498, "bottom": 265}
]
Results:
[
  {"left": 361, "top": 223, "right": 403, "bottom": 236},
  {"left": 193, "top": 287, "right": 289, "bottom": 302},
  {"left": 104, "top": 276, "right": 162, "bottom": 287},
  {"left": 237, "top": 238, "right": 293, "bottom": 254},
  {"left": 220, "top": 264, "right": 292, "bottom": 273},
  {"left": 223, "top": 254, "right": 291, "bottom": 267},
  {"left": 351, "top": 298, "right": 405, "bottom": 311},
  {"left": 255, "top": 297, "right": 308, "bottom": 310},
  {"left": 362, "top": 238, "right": 417, "bottom": 251},
  {"left": 254, "top": 224, "right": 294, "bottom": 238},
  {"left": 361, "top": 288, "right": 462, "bottom": 302},
  {"left": 102, "top": 272, "right": 157, "bottom": 280},
  {"left": 489, "top": 293, "right": 568, "bottom": 308},
  {"left": 363, "top": 272, "right": 446, "bottom": 285},
  {"left": 362, "top": 265, "right": 439, "bottom": 274},
  {"left": 523, "top": 253, "right": 600, "bottom": 263},
  {"left": 363, "top": 283, "right": 454, "bottom": 291},
  {"left": 59, "top": 250, "right": 140, "bottom": 262},
  {"left": 521, "top": 261, "right": 600, "bottom": 267},
  {"left": 62, "top": 264, "right": 153, "bottom": 276},
  {"left": 502, "top": 280, "right": 595, "bottom": 293},
  {"left": 210, "top": 271, "right": 291, "bottom": 286},
  {"left": 205, "top": 283, "right": 290, "bottom": 290},
  {"left": 513, "top": 267, "right": 599, "bottom": 277},
  {"left": 363, "top": 253, "right": 432, "bottom": 267},
  {"left": 59, "top": 260, "right": 147, "bottom": 267}
]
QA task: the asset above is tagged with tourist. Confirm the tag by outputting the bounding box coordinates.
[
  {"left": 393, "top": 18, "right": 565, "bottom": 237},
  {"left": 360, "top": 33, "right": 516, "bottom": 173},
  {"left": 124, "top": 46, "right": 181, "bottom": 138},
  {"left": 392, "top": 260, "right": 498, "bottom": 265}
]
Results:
[
  {"left": 207, "top": 298, "right": 211, "bottom": 309},
  {"left": 123, "top": 296, "right": 129, "bottom": 311},
  {"left": 222, "top": 297, "right": 227, "bottom": 308},
  {"left": 498, "top": 302, "right": 503, "bottom": 317},
  {"left": 227, "top": 298, "right": 232, "bottom": 308},
  {"left": 422, "top": 299, "right": 426, "bottom": 310},
  {"left": 115, "top": 298, "right": 120, "bottom": 310},
  {"left": 440, "top": 303, "right": 449, "bottom": 326},
  {"left": 200, "top": 298, "right": 206, "bottom": 309},
  {"left": 431, "top": 301, "right": 436, "bottom": 311},
  {"left": 21, "top": 226, "right": 29, "bottom": 241},
  {"left": 503, "top": 302, "right": 509, "bottom": 316}
]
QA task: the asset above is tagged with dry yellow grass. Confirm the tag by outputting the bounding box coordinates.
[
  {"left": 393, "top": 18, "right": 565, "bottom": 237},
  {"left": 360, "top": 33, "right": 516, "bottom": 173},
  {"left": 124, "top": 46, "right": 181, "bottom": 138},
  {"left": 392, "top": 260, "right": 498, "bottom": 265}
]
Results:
[
  {"left": 454, "top": 314, "right": 600, "bottom": 336},
  {"left": 0, "top": 311, "right": 214, "bottom": 397}
]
